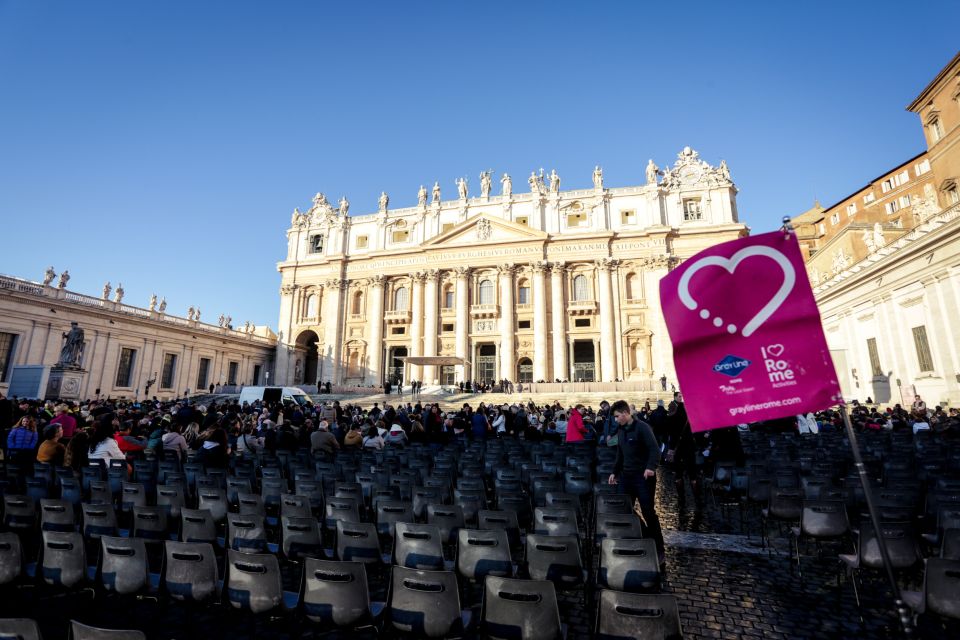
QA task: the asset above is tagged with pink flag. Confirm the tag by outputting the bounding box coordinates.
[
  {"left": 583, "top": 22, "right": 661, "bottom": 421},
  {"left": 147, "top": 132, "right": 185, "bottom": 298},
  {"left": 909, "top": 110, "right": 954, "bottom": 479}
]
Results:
[{"left": 659, "top": 230, "right": 842, "bottom": 432}]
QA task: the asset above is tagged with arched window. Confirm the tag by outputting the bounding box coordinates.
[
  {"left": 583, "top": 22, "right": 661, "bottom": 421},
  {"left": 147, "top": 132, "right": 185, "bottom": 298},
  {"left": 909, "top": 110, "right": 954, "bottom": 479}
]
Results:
[
  {"left": 306, "top": 294, "right": 318, "bottom": 319},
  {"left": 352, "top": 291, "right": 363, "bottom": 315},
  {"left": 572, "top": 274, "right": 589, "bottom": 301},
  {"left": 394, "top": 286, "right": 409, "bottom": 311},
  {"left": 478, "top": 279, "right": 494, "bottom": 305},
  {"left": 626, "top": 272, "right": 641, "bottom": 300},
  {"left": 517, "top": 279, "right": 530, "bottom": 304},
  {"left": 443, "top": 283, "right": 454, "bottom": 308}
]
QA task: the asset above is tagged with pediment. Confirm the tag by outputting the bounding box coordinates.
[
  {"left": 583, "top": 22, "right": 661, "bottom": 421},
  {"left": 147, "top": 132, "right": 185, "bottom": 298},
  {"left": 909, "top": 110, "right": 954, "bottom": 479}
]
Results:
[{"left": 423, "top": 214, "right": 547, "bottom": 247}]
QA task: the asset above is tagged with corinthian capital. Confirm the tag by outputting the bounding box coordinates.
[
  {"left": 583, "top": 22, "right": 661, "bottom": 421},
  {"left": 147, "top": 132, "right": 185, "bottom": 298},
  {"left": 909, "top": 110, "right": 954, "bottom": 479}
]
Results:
[
  {"left": 368, "top": 274, "right": 386, "bottom": 287},
  {"left": 279, "top": 284, "right": 297, "bottom": 296},
  {"left": 425, "top": 268, "right": 441, "bottom": 281},
  {"left": 454, "top": 266, "right": 472, "bottom": 279},
  {"left": 530, "top": 261, "right": 549, "bottom": 275},
  {"left": 324, "top": 278, "right": 345, "bottom": 289},
  {"left": 595, "top": 257, "right": 620, "bottom": 272},
  {"left": 411, "top": 271, "right": 427, "bottom": 284},
  {"left": 496, "top": 264, "right": 516, "bottom": 276}
]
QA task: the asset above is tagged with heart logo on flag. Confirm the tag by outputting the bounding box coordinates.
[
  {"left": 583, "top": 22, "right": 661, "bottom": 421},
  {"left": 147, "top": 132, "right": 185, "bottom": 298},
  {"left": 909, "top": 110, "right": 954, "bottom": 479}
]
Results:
[
  {"left": 766, "top": 344, "right": 784, "bottom": 357},
  {"left": 677, "top": 245, "right": 796, "bottom": 338}
]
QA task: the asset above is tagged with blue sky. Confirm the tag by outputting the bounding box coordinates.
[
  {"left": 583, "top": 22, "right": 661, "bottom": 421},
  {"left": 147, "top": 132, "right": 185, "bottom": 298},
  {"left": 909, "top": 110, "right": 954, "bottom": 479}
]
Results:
[{"left": 1, "top": 1, "right": 957, "bottom": 330}]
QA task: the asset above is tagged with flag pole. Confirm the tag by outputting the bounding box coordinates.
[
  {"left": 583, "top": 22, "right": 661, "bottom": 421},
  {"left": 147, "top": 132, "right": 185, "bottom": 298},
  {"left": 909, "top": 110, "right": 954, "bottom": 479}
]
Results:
[
  {"left": 840, "top": 403, "right": 914, "bottom": 635},
  {"left": 779, "top": 216, "right": 912, "bottom": 633}
]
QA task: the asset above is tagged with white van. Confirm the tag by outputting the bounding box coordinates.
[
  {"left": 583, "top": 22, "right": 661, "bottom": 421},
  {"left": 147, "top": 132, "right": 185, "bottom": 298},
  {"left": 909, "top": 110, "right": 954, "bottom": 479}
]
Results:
[{"left": 238, "top": 386, "right": 313, "bottom": 407}]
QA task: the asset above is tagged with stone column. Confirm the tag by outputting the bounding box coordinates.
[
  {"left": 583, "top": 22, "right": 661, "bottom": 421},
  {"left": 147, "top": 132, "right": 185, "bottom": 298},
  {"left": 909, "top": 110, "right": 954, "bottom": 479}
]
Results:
[
  {"left": 532, "top": 261, "right": 548, "bottom": 382},
  {"left": 593, "top": 337, "right": 601, "bottom": 382},
  {"left": 409, "top": 272, "right": 426, "bottom": 383},
  {"left": 498, "top": 265, "right": 516, "bottom": 382},
  {"left": 455, "top": 267, "right": 471, "bottom": 382},
  {"left": 422, "top": 270, "right": 440, "bottom": 384},
  {"left": 276, "top": 284, "right": 297, "bottom": 384},
  {"left": 367, "top": 276, "right": 385, "bottom": 385},
  {"left": 322, "top": 278, "right": 344, "bottom": 384},
  {"left": 550, "top": 263, "right": 567, "bottom": 382},
  {"left": 596, "top": 258, "right": 619, "bottom": 382}
]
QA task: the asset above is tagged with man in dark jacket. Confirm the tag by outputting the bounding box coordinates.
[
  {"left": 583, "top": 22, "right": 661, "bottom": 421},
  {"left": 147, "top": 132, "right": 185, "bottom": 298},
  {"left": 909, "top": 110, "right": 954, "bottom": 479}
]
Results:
[{"left": 608, "top": 399, "right": 665, "bottom": 562}]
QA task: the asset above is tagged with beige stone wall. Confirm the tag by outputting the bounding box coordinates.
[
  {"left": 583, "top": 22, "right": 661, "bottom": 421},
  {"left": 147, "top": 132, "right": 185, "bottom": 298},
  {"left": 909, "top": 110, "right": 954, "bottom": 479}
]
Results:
[{"left": 0, "top": 277, "right": 275, "bottom": 400}]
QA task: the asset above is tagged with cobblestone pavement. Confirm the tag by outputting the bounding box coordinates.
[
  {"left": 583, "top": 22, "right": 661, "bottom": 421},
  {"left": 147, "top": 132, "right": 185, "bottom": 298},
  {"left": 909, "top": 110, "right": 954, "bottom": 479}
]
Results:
[{"left": 4, "top": 468, "right": 958, "bottom": 639}]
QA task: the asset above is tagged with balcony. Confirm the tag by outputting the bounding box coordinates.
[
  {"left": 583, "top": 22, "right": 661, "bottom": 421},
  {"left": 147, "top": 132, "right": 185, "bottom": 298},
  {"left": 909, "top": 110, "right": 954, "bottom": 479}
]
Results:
[
  {"left": 440, "top": 306, "right": 456, "bottom": 317},
  {"left": 568, "top": 299, "right": 597, "bottom": 316},
  {"left": 470, "top": 303, "right": 499, "bottom": 319},
  {"left": 385, "top": 309, "right": 411, "bottom": 324},
  {"left": 515, "top": 303, "right": 532, "bottom": 313},
  {"left": 350, "top": 313, "right": 365, "bottom": 321}
]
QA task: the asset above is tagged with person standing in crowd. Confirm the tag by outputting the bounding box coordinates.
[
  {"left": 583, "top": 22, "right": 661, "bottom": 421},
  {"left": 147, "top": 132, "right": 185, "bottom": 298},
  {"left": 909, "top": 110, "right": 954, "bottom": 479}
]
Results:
[
  {"left": 7, "top": 416, "right": 38, "bottom": 468},
  {"left": 50, "top": 404, "right": 77, "bottom": 441},
  {"left": 608, "top": 399, "right": 665, "bottom": 563},
  {"left": 88, "top": 415, "right": 126, "bottom": 468},
  {"left": 565, "top": 404, "right": 588, "bottom": 443},
  {"left": 665, "top": 401, "right": 702, "bottom": 509}
]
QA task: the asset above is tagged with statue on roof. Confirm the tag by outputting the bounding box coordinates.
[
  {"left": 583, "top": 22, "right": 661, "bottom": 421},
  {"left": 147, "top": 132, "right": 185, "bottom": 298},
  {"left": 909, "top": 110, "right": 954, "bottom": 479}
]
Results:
[{"left": 501, "top": 173, "right": 512, "bottom": 198}]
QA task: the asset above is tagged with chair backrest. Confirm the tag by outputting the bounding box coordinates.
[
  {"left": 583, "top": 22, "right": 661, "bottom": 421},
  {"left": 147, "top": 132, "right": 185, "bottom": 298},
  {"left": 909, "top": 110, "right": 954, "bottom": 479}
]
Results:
[
  {"left": 132, "top": 506, "right": 169, "bottom": 541},
  {"left": 281, "top": 516, "right": 322, "bottom": 560},
  {"left": 99, "top": 536, "right": 148, "bottom": 595},
  {"left": 456, "top": 528, "right": 512, "bottom": 581},
  {"left": 800, "top": 500, "right": 849, "bottom": 538},
  {"left": 179, "top": 508, "right": 217, "bottom": 544},
  {"left": 81, "top": 503, "right": 117, "bottom": 540},
  {"left": 924, "top": 557, "right": 960, "bottom": 620},
  {"left": 595, "top": 494, "right": 632, "bottom": 516},
  {"left": 426, "top": 503, "right": 465, "bottom": 545},
  {"left": 226, "top": 513, "right": 269, "bottom": 552},
  {"left": 301, "top": 558, "right": 372, "bottom": 627},
  {"left": 68, "top": 620, "right": 146, "bottom": 640},
  {"left": 40, "top": 498, "right": 76, "bottom": 532},
  {"left": 119, "top": 482, "right": 146, "bottom": 512},
  {"left": 225, "top": 549, "right": 284, "bottom": 615},
  {"left": 237, "top": 492, "right": 266, "bottom": 517},
  {"left": 768, "top": 489, "right": 802, "bottom": 520},
  {"left": 40, "top": 530, "right": 85, "bottom": 588},
  {"left": 376, "top": 501, "right": 415, "bottom": 539},
  {"left": 394, "top": 522, "right": 445, "bottom": 570},
  {"left": 325, "top": 496, "right": 362, "bottom": 529},
  {"left": 0, "top": 619, "right": 41, "bottom": 640},
  {"left": 482, "top": 576, "right": 561, "bottom": 640},
  {"left": 858, "top": 522, "right": 920, "bottom": 570},
  {"left": 524, "top": 534, "right": 583, "bottom": 587},
  {"left": 941, "top": 528, "right": 960, "bottom": 560},
  {"left": 594, "top": 514, "right": 644, "bottom": 543},
  {"left": 386, "top": 566, "right": 462, "bottom": 638},
  {"left": 3, "top": 494, "right": 36, "bottom": 531},
  {"left": 156, "top": 484, "right": 185, "bottom": 519},
  {"left": 598, "top": 537, "right": 660, "bottom": 592},
  {"left": 0, "top": 532, "right": 23, "bottom": 586},
  {"left": 544, "top": 491, "right": 582, "bottom": 516},
  {"left": 336, "top": 520, "right": 381, "bottom": 564},
  {"left": 88, "top": 480, "right": 113, "bottom": 505},
  {"left": 260, "top": 478, "right": 289, "bottom": 506},
  {"left": 280, "top": 494, "right": 312, "bottom": 518},
  {"left": 534, "top": 507, "right": 579, "bottom": 537},
  {"left": 196, "top": 488, "right": 228, "bottom": 522},
  {"left": 596, "top": 590, "right": 684, "bottom": 640},
  {"left": 162, "top": 541, "right": 218, "bottom": 603}
]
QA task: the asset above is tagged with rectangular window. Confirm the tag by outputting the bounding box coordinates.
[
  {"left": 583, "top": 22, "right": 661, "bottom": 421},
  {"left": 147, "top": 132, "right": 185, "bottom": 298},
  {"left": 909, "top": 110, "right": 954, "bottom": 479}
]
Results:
[
  {"left": 309, "top": 234, "right": 324, "bottom": 253},
  {"left": 818, "top": 223, "right": 826, "bottom": 235},
  {"left": 846, "top": 203, "right": 857, "bottom": 216},
  {"left": 441, "top": 323, "right": 454, "bottom": 333},
  {"left": 392, "top": 230, "right": 410, "bottom": 243},
  {"left": 866, "top": 338, "right": 882, "bottom": 377},
  {"left": 115, "top": 348, "right": 136, "bottom": 388},
  {"left": 899, "top": 195, "right": 912, "bottom": 208},
  {"left": 444, "top": 290, "right": 454, "bottom": 308},
  {"left": 885, "top": 201, "right": 901, "bottom": 215},
  {"left": 391, "top": 327, "right": 406, "bottom": 335},
  {"left": 517, "top": 286, "right": 530, "bottom": 304},
  {"left": 196, "top": 357, "right": 211, "bottom": 390},
  {"left": 160, "top": 353, "right": 177, "bottom": 390},
  {"left": 518, "top": 320, "right": 531, "bottom": 329},
  {"left": 915, "top": 159, "right": 931, "bottom": 176},
  {"left": 620, "top": 210, "right": 636, "bottom": 224},
  {"left": 566, "top": 212, "right": 587, "bottom": 228},
  {"left": 252, "top": 364, "right": 262, "bottom": 386},
  {"left": 355, "top": 235, "right": 368, "bottom": 249},
  {"left": 881, "top": 180, "right": 892, "bottom": 193},
  {"left": 912, "top": 326, "right": 934, "bottom": 372},
  {"left": 930, "top": 118, "right": 944, "bottom": 142},
  {"left": 515, "top": 216, "right": 528, "bottom": 226},
  {"left": 228, "top": 361, "right": 239, "bottom": 386},
  {"left": 830, "top": 213, "right": 840, "bottom": 225},
  {"left": 574, "top": 318, "right": 591, "bottom": 328},
  {"left": 682, "top": 199, "right": 702, "bottom": 221},
  {"left": 947, "top": 186, "right": 960, "bottom": 206},
  {"left": 0, "top": 332, "right": 16, "bottom": 383},
  {"left": 863, "top": 192, "right": 876, "bottom": 205}
]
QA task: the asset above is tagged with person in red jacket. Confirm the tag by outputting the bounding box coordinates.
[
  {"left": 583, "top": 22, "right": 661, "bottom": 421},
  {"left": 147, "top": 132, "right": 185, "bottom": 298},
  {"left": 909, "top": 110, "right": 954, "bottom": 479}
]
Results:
[
  {"left": 565, "top": 404, "right": 588, "bottom": 443},
  {"left": 114, "top": 420, "right": 147, "bottom": 455}
]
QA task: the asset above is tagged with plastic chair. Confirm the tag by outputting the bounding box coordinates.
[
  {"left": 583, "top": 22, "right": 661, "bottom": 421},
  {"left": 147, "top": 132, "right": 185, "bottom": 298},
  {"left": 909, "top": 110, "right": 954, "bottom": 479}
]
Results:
[
  {"left": 179, "top": 508, "right": 217, "bottom": 544},
  {"left": 226, "top": 513, "right": 270, "bottom": 553},
  {"left": 481, "top": 575, "right": 562, "bottom": 640},
  {"left": 594, "top": 514, "right": 644, "bottom": 544},
  {"left": 280, "top": 515, "right": 322, "bottom": 560},
  {"left": 160, "top": 540, "right": 218, "bottom": 603},
  {"left": 155, "top": 484, "right": 186, "bottom": 520},
  {"left": 39, "top": 530, "right": 86, "bottom": 589},
  {"left": 394, "top": 522, "right": 445, "bottom": 570},
  {"left": 224, "top": 549, "right": 288, "bottom": 615},
  {"left": 68, "top": 620, "right": 146, "bottom": 640},
  {"left": 2, "top": 494, "right": 36, "bottom": 532},
  {"left": 98, "top": 535, "right": 149, "bottom": 595},
  {"left": 0, "top": 532, "right": 23, "bottom": 586},
  {"left": 81, "top": 503, "right": 118, "bottom": 540},
  {"left": 595, "top": 590, "right": 683, "bottom": 640},
  {"left": 301, "top": 558, "right": 378, "bottom": 629},
  {"left": 385, "top": 566, "right": 464, "bottom": 638},
  {"left": 40, "top": 498, "right": 76, "bottom": 533},
  {"left": 534, "top": 507, "right": 579, "bottom": 538},
  {"left": 132, "top": 506, "right": 169, "bottom": 542},
  {"left": 377, "top": 501, "right": 415, "bottom": 540},
  {"left": 598, "top": 537, "right": 661, "bottom": 593},
  {"left": 902, "top": 558, "right": 960, "bottom": 621},
  {"left": 525, "top": 534, "right": 584, "bottom": 589},
  {"left": 790, "top": 500, "right": 849, "bottom": 577},
  {"left": 456, "top": 528, "right": 513, "bottom": 581},
  {"left": 196, "top": 488, "right": 228, "bottom": 523},
  {"left": 336, "top": 520, "right": 382, "bottom": 564},
  {"left": 0, "top": 619, "right": 42, "bottom": 640}
]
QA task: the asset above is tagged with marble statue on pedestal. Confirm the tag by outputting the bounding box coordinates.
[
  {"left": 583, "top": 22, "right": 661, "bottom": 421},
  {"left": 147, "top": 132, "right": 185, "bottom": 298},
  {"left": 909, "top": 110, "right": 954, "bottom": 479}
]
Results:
[
  {"left": 480, "top": 171, "right": 492, "bottom": 198},
  {"left": 432, "top": 182, "right": 441, "bottom": 203},
  {"left": 378, "top": 192, "right": 389, "bottom": 212},
  {"left": 646, "top": 159, "right": 660, "bottom": 185},
  {"left": 418, "top": 185, "right": 427, "bottom": 207},
  {"left": 102, "top": 282, "right": 111, "bottom": 300},
  {"left": 456, "top": 177, "right": 468, "bottom": 200},
  {"left": 43, "top": 267, "right": 56, "bottom": 286},
  {"left": 57, "top": 322, "right": 85, "bottom": 368},
  {"left": 338, "top": 197, "right": 349, "bottom": 217},
  {"left": 501, "top": 173, "right": 512, "bottom": 198},
  {"left": 593, "top": 166, "right": 603, "bottom": 190},
  {"left": 549, "top": 169, "right": 560, "bottom": 193},
  {"left": 57, "top": 270, "right": 70, "bottom": 289},
  {"left": 114, "top": 283, "right": 124, "bottom": 303},
  {"left": 187, "top": 306, "right": 195, "bottom": 321},
  {"left": 158, "top": 298, "right": 166, "bottom": 313},
  {"left": 149, "top": 294, "right": 157, "bottom": 311}
]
